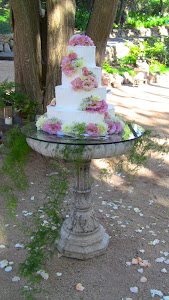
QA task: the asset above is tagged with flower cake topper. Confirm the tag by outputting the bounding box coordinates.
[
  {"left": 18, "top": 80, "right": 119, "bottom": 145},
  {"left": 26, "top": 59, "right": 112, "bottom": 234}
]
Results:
[{"left": 69, "top": 34, "right": 94, "bottom": 46}]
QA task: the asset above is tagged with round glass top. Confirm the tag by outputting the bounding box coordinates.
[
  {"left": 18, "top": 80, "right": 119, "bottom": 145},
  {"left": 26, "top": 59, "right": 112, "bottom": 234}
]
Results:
[{"left": 21, "top": 122, "right": 144, "bottom": 146}]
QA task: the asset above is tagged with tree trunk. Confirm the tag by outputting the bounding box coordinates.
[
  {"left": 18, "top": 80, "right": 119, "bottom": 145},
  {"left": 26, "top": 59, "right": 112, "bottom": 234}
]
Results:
[
  {"left": 44, "top": 0, "right": 75, "bottom": 108},
  {"left": 160, "top": 0, "right": 164, "bottom": 16},
  {"left": 11, "top": 0, "right": 43, "bottom": 107},
  {"left": 86, "top": 0, "right": 119, "bottom": 67},
  {"left": 116, "top": 0, "right": 127, "bottom": 25}
]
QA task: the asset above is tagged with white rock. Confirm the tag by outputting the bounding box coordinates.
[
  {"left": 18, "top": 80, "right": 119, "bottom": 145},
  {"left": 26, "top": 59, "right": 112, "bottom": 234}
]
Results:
[
  {"left": 164, "top": 259, "right": 169, "bottom": 264},
  {"left": 130, "top": 286, "right": 138, "bottom": 293},
  {"left": 150, "top": 289, "right": 163, "bottom": 297},
  {"left": 155, "top": 257, "right": 165, "bottom": 263},
  {"left": 0, "top": 259, "right": 8, "bottom": 268},
  {"left": 161, "top": 268, "right": 167, "bottom": 273},
  {"left": 15, "top": 243, "right": 24, "bottom": 248},
  {"left": 12, "top": 276, "right": 20, "bottom": 282},
  {"left": 138, "top": 268, "right": 143, "bottom": 273},
  {"left": 5, "top": 266, "right": 12, "bottom": 272},
  {"left": 140, "top": 276, "right": 147, "bottom": 282}
]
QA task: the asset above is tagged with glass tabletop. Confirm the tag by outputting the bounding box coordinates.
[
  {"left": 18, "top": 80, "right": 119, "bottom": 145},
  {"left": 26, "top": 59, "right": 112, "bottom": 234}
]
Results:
[{"left": 21, "top": 122, "right": 144, "bottom": 146}]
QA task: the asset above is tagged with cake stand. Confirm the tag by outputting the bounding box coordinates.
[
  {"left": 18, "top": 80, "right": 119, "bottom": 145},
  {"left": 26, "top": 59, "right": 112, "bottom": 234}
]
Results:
[{"left": 22, "top": 123, "right": 144, "bottom": 260}]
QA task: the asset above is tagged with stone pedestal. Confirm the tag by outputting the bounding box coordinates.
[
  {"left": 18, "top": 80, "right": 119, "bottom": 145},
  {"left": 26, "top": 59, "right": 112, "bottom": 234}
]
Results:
[
  {"left": 23, "top": 122, "right": 144, "bottom": 260},
  {"left": 57, "top": 161, "right": 109, "bottom": 259}
]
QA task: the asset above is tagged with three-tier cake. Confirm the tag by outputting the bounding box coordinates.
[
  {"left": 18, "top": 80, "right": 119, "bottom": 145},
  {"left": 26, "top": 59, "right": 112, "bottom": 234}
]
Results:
[{"left": 36, "top": 34, "right": 125, "bottom": 136}]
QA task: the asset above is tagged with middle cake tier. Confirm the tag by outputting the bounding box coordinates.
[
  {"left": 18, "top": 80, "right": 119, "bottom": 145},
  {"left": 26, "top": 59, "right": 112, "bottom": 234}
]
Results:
[
  {"left": 53, "top": 85, "right": 107, "bottom": 110},
  {"left": 47, "top": 104, "right": 115, "bottom": 125}
]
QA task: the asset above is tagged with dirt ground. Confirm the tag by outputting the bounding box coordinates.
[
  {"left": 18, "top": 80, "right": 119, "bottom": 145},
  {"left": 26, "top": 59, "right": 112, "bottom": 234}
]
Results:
[{"left": 0, "top": 61, "right": 169, "bottom": 300}]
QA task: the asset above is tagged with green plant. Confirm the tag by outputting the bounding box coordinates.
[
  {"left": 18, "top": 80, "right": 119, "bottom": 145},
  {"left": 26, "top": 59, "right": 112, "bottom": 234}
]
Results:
[
  {"left": 103, "top": 62, "right": 134, "bottom": 76},
  {"left": 0, "top": 126, "right": 31, "bottom": 215},
  {"left": 0, "top": 81, "right": 40, "bottom": 121},
  {"left": 75, "top": 6, "right": 90, "bottom": 31},
  {"left": 0, "top": 0, "right": 11, "bottom": 34}
]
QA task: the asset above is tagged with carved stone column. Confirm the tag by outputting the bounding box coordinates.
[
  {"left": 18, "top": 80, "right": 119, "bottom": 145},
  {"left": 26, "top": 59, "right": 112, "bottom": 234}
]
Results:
[{"left": 57, "top": 160, "right": 110, "bottom": 259}]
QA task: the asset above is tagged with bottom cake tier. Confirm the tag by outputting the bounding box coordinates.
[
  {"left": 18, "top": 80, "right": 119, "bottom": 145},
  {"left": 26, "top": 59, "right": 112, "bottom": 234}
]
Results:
[{"left": 36, "top": 104, "right": 125, "bottom": 136}]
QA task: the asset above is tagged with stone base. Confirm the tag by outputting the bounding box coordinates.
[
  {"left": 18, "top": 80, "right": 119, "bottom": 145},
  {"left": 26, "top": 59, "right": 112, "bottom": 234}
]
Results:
[{"left": 57, "top": 224, "right": 110, "bottom": 260}]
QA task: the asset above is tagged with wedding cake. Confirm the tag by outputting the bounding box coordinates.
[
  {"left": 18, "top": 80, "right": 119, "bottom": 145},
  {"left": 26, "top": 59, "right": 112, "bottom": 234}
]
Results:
[{"left": 36, "top": 34, "right": 125, "bottom": 136}]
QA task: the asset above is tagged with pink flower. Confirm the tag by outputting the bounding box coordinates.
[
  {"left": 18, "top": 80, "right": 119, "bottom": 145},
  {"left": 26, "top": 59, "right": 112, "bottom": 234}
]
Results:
[
  {"left": 86, "top": 100, "right": 107, "bottom": 114},
  {"left": 107, "top": 121, "right": 116, "bottom": 134},
  {"left": 42, "top": 121, "right": 61, "bottom": 134},
  {"left": 71, "top": 77, "right": 83, "bottom": 90},
  {"left": 104, "top": 111, "right": 111, "bottom": 119},
  {"left": 86, "top": 100, "right": 102, "bottom": 112},
  {"left": 87, "top": 75, "right": 98, "bottom": 88},
  {"left": 115, "top": 122, "right": 123, "bottom": 133},
  {"left": 82, "top": 79, "right": 95, "bottom": 91},
  {"left": 50, "top": 99, "right": 56, "bottom": 106},
  {"left": 61, "top": 56, "right": 75, "bottom": 76},
  {"left": 82, "top": 67, "right": 90, "bottom": 76},
  {"left": 98, "top": 100, "right": 108, "bottom": 113},
  {"left": 68, "top": 52, "right": 77, "bottom": 60},
  {"left": 68, "top": 34, "right": 94, "bottom": 46},
  {"left": 86, "top": 123, "right": 99, "bottom": 136},
  {"left": 106, "top": 121, "right": 123, "bottom": 134}
]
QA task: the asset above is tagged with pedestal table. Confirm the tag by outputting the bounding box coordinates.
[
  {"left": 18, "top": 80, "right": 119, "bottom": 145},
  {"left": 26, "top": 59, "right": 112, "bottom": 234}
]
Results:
[{"left": 22, "top": 123, "right": 144, "bottom": 259}]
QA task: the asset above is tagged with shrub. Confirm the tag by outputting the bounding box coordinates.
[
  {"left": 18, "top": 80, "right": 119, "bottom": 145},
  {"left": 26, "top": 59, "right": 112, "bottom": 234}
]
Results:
[{"left": 0, "top": 81, "right": 40, "bottom": 121}]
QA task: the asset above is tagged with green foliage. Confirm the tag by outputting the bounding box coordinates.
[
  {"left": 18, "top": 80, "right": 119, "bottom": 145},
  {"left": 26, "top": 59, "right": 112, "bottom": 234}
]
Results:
[
  {"left": 115, "top": 37, "right": 169, "bottom": 71},
  {"left": 75, "top": 6, "right": 90, "bottom": 31},
  {"left": 0, "top": 126, "right": 31, "bottom": 214},
  {"left": 0, "top": 0, "right": 11, "bottom": 34},
  {"left": 125, "top": 14, "right": 169, "bottom": 29},
  {"left": 103, "top": 62, "right": 134, "bottom": 76},
  {"left": 0, "top": 81, "right": 40, "bottom": 121},
  {"left": 19, "top": 160, "right": 69, "bottom": 298}
]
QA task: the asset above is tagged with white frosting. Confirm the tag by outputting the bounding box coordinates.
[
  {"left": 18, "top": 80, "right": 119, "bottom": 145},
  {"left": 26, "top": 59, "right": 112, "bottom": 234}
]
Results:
[
  {"left": 68, "top": 46, "right": 96, "bottom": 66},
  {"left": 54, "top": 86, "right": 106, "bottom": 110},
  {"left": 62, "top": 66, "right": 102, "bottom": 86},
  {"left": 47, "top": 105, "right": 114, "bottom": 125}
]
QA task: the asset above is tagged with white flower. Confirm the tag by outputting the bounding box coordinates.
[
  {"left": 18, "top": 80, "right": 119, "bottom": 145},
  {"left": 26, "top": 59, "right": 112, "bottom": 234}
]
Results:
[{"left": 36, "top": 114, "right": 48, "bottom": 130}]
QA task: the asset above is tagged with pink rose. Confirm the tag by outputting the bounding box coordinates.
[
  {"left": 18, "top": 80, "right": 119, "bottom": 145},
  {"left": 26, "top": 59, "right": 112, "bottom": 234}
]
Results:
[
  {"left": 82, "top": 79, "right": 95, "bottom": 91},
  {"left": 86, "top": 100, "right": 102, "bottom": 112},
  {"left": 42, "top": 121, "right": 61, "bottom": 135},
  {"left": 82, "top": 67, "right": 90, "bottom": 76},
  {"left": 104, "top": 111, "right": 111, "bottom": 119},
  {"left": 98, "top": 100, "right": 108, "bottom": 114},
  {"left": 71, "top": 77, "right": 83, "bottom": 90},
  {"left": 68, "top": 34, "right": 94, "bottom": 46},
  {"left": 61, "top": 56, "right": 75, "bottom": 76},
  {"left": 68, "top": 52, "right": 77, "bottom": 60},
  {"left": 115, "top": 122, "right": 123, "bottom": 133},
  {"left": 107, "top": 121, "right": 116, "bottom": 134},
  {"left": 86, "top": 123, "right": 99, "bottom": 136},
  {"left": 87, "top": 75, "right": 98, "bottom": 88}
]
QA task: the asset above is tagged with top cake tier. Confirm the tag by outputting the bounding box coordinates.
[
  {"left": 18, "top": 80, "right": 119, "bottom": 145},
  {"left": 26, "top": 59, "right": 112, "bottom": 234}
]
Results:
[{"left": 68, "top": 45, "right": 96, "bottom": 67}]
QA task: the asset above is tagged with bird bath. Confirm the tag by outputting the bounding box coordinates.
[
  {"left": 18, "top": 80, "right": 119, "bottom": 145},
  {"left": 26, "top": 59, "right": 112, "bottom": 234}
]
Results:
[{"left": 22, "top": 122, "right": 144, "bottom": 259}]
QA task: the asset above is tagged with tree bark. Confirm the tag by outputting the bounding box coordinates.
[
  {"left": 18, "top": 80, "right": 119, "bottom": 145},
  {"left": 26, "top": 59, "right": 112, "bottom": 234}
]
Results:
[
  {"left": 44, "top": 0, "right": 75, "bottom": 108},
  {"left": 86, "top": 0, "right": 119, "bottom": 67},
  {"left": 11, "top": 0, "right": 43, "bottom": 107}
]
